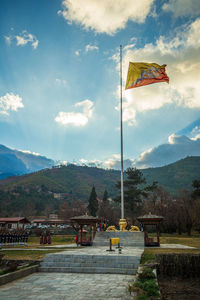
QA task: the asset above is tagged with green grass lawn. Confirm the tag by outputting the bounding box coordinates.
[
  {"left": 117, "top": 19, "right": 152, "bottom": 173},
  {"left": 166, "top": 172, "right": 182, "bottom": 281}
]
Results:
[
  {"left": 0, "top": 235, "right": 76, "bottom": 260},
  {"left": 160, "top": 232, "right": 200, "bottom": 248},
  {"left": 141, "top": 232, "right": 200, "bottom": 265},
  {"left": 0, "top": 235, "right": 76, "bottom": 250},
  {"left": 28, "top": 235, "right": 76, "bottom": 246},
  {"left": 1, "top": 249, "right": 66, "bottom": 261},
  {"left": 141, "top": 248, "right": 200, "bottom": 265}
]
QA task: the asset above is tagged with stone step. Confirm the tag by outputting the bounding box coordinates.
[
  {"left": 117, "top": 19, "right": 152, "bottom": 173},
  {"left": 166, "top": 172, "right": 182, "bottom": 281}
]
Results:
[
  {"left": 39, "top": 266, "right": 138, "bottom": 275},
  {"left": 39, "top": 233, "right": 144, "bottom": 275},
  {"left": 40, "top": 261, "right": 139, "bottom": 269},
  {"left": 43, "top": 256, "right": 140, "bottom": 263}
]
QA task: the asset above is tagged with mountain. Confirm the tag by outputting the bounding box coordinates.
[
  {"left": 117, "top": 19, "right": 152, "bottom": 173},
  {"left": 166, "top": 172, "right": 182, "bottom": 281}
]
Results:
[
  {"left": 0, "top": 164, "right": 120, "bottom": 200},
  {"left": 0, "top": 156, "right": 200, "bottom": 216},
  {"left": 134, "top": 135, "right": 200, "bottom": 169},
  {"left": 142, "top": 156, "right": 200, "bottom": 194},
  {"left": 0, "top": 144, "right": 55, "bottom": 179}
]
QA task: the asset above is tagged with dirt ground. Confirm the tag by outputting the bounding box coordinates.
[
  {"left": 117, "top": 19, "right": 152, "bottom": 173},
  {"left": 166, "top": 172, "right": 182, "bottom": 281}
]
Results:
[{"left": 158, "top": 276, "right": 200, "bottom": 300}]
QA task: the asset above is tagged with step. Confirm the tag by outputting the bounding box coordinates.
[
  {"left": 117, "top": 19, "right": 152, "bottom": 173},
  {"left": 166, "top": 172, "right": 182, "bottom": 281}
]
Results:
[
  {"left": 39, "top": 266, "right": 138, "bottom": 275},
  {"left": 40, "top": 261, "right": 139, "bottom": 269},
  {"left": 43, "top": 256, "right": 140, "bottom": 263}
]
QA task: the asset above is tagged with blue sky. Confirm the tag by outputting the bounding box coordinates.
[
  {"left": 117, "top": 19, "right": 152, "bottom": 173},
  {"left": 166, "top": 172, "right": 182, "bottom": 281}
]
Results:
[{"left": 0, "top": 0, "right": 200, "bottom": 168}]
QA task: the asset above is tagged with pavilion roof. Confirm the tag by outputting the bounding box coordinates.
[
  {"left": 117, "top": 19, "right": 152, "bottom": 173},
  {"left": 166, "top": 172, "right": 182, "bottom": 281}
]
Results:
[
  {"left": 0, "top": 217, "right": 30, "bottom": 224},
  {"left": 137, "top": 213, "right": 164, "bottom": 223},
  {"left": 70, "top": 214, "right": 99, "bottom": 225}
]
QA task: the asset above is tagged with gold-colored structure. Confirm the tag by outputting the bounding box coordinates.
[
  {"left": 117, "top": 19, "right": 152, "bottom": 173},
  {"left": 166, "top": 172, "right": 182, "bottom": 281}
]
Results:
[
  {"left": 106, "top": 225, "right": 118, "bottom": 232},
  {"left": 106, "top": 219, "right": 141, "bottom": 232},
  {"left": 119, "top": 219, "right": 127, "bottom": 231},
  {"left": 129, "top": 225, "right": 140, "bottom": 232}
]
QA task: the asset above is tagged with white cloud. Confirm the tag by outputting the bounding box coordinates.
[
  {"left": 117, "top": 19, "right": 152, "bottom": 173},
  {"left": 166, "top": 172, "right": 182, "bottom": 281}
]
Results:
[
  {"left": 4, "top": 36, "right": 11, "bottom": 45},
  {"left": 55, "top": 99, "right": 94, "bottom": 126},
  {"left": 104, "top": 154, "right": 133, "bottom": 170},
  {"left": 55, "top": 112, "right": 88, "bottom": 126},
  {"left": 55, "top": 78, "right": 68, "bottom": 86},
  {"left": 15, "top": 31, "right": 39, "bottom": 49},
  {"left": 0, "top": 93, "right": 24, "bottom": 115},
  {"left": 85, "top": 44, "right": 99, "bottom": 52},
  {"left": 58, "top": 0, "right": 154, "bottom": 35},
  {"left": 18, "top": 150, "right": 41, "bottom": 156},
  {"left": 79, "top": 158, "right": 88, "bottom": 165},
  {"left": 162, "top": 0, "right": 200, "bottom": 17},
  {"left": 75, "top": 99, "right": 94, "bottom": 118},
  {"left": 191, "top": 126, "right": 200, "bottom": 140},
  {"left": 75, "top": 50, "right": 80, "bottom": 56},
  {"left": 115, "top": 18, "right": 200, "bottom": 125}
]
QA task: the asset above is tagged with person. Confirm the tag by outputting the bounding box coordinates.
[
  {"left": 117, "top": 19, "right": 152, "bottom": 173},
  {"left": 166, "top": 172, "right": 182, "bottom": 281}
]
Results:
[
  {"left": 40, "top": 232, "right": 43, "bottom": 244},
  {"left": 43, "top": 231, "right": 47, "bottom": 244},
  {"left": 103, "top": 221, "right": 107, "bottom": 231},
  {"left": 25, "top": 231, "right": 29, "bottom": 246},
  {"left": 47, "top": 232, "right": 51, "bottom": 244}
]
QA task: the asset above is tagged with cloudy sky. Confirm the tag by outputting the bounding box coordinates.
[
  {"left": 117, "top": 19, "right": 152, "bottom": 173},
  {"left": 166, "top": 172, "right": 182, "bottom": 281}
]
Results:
[{"left": 1, "top": 0, "right": 200, "bottom": 168}]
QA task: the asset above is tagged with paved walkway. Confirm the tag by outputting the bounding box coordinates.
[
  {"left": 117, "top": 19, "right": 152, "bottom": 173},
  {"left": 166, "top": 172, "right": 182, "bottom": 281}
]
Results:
[
  {"left": 0, "top": 242, "right": 195, "bottom": 299},
  {"left": 0, "top": 273, "right": 135, "bottom": 299},
  {"left": 44, "top": 245, "right": 144, "bottom": 256}
]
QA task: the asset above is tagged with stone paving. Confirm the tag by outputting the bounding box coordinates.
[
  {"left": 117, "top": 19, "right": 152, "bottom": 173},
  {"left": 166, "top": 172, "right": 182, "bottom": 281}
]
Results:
[
  {"left": 44, "top": 245, "right": 144, "bottom": 256},
  {"left": 0, "top": 272, "right": 136, "bottom": 299},
  {"left": 0, "top": 239, "right": 195, "bottom": 299}
]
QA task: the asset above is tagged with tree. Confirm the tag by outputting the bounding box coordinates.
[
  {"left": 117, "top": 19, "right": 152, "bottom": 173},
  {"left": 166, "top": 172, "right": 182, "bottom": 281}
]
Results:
[
  {"left": 88, "top": 186, "right": 98, "bottom": 216},
  {"left": 115, "top": 168, "right": 157, "bottom": 222},
  {"left": 103, "top": 189, "right": 108, "bottom": 204},
  {"left": 59, "top": 200, "right": 86, "bottom": 219},
  {"left": 192, "top": 180, "right": 200, "bottom": 199}
]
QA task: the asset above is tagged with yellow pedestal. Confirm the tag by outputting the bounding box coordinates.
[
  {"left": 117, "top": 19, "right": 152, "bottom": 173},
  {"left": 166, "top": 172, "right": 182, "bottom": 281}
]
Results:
[{"left": 119, "top": 219, "right": 127, "bottom": 231}]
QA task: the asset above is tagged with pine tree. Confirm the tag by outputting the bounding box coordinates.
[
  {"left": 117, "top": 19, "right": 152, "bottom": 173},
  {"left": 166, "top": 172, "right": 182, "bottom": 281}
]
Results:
[
  {"left": 103, "top": 189, "right": 108, "bottom": 204},
  {"left": 88, "top": 186, "right": 98, "bottom": 216},
  {"left": 115, "top": 167, "right": 157, "bottom": 221}
]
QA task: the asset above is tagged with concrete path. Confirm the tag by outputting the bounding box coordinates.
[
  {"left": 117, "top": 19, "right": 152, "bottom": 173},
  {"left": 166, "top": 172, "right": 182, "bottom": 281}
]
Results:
[{"left": 0, "top": 273, "right": 135, "bottom": 299}]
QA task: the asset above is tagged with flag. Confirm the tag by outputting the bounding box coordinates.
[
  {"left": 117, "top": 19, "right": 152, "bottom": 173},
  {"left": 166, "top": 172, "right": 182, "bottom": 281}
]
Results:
[{"left": 125, "top": 62, "right": 169, "bottom": 90}]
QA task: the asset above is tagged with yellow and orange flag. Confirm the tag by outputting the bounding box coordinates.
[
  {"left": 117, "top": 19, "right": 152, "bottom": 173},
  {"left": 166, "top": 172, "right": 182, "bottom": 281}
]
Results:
[{"left": 125, "top": 62, "right": 169, "bottom": 89}]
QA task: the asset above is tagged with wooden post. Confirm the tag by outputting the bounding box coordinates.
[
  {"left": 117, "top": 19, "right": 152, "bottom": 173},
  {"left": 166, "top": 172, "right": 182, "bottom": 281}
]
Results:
[{"left": 80, "top": 225, "right": 83, "bottom": 245}]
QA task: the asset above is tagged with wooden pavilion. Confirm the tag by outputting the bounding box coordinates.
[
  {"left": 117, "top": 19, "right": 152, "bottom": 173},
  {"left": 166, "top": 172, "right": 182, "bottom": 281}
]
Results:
[
  {"left": 137, "top": 213, "right": 164, "bottom": 247},
  {"left": 70, "top": 214, "right": 99, "bottom": 246}
]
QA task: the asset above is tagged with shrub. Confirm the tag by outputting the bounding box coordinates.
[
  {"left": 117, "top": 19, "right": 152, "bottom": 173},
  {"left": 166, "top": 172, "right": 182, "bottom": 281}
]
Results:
[
  {"left": 8, "top": 262, "right": 18, "bottom": 272},
  {"left": 137, "top": 295, "right": 149, "bottom": 300},
  {"left": 135, "top": 279, "right": 159, "bottom": 298},
  {"left": 138, "top": 268, "right": 156, "bottom": 282}
]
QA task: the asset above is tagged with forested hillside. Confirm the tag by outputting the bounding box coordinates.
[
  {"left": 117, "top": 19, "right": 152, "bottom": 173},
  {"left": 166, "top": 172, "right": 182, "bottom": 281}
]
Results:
[
  {"left": 142, "top": 156, "right": 200, "bottom": 194},
  {"left": 0, "top": 156, "right": 200, "bottom": 216}
]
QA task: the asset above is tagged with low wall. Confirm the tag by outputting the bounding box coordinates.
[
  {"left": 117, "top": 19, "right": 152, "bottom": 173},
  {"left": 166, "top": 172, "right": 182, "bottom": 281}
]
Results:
[
  {"left": 93, "top": 231, "right": 144, "bottom": 247},
  {"left": 0, "top": 265, "right": 39, "bottom": 286},
  {"left": 156, "top": 254, "right": 200, "bottom": 278}
]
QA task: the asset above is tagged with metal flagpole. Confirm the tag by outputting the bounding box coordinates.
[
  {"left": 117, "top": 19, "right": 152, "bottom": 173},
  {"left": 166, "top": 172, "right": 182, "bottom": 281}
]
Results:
[{"left": 120, "top": 45, "right": 124, "bottom": 220}]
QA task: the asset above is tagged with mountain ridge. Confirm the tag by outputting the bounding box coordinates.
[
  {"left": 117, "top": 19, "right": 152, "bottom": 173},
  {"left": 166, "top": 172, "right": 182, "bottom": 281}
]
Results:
[
  {"left": 0, "top": 156, "right": 199, "bottom": 216},
  {"left": 0, "top": 144, "right": 55, "bottom": 179}
]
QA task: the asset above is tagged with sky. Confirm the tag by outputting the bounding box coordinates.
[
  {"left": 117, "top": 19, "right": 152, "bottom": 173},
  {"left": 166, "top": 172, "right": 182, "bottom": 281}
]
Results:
[{"left": 0, "top": 0, "right": 200, "bottom": 169}]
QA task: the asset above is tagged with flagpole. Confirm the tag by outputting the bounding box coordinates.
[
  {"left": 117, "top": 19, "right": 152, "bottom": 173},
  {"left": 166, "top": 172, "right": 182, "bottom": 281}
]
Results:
[{"left": 120, "top": 45, "right": 124, "bottom": 220}]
